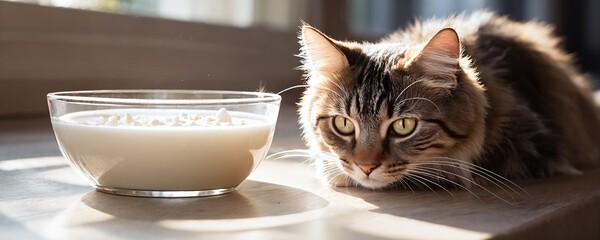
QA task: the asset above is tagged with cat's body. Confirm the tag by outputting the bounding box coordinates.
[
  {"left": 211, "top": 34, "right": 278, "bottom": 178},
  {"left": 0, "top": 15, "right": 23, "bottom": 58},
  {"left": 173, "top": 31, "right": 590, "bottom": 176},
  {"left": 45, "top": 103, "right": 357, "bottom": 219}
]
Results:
[{"left": 298, "top": 11, "right": 600, "bottom": 189}]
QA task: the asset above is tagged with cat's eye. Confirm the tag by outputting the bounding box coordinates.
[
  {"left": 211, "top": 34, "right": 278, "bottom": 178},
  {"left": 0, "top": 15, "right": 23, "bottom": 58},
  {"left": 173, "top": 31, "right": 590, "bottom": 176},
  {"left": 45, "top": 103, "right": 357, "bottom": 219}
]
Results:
[
  {"left": 333, "top": 116, "right": 355, "bottom": 135},
  {"left": 391, "top": 118, "right": 417, "bottom": 136}
]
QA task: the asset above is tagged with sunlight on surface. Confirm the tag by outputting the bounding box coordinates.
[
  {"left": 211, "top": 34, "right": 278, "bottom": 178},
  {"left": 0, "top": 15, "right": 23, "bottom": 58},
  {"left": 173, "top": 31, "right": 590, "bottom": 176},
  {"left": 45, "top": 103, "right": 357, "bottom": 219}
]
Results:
[
  {"left": 0, "top": 157, "right": 90, "bottom": 198},
  {"left": 0, "top": 156, "right": 65, "bottom": 171},
  {"left": 49, "top": 199, "right": 114, "bottom": 227},
  {"left": 0, "top": 196, "right": 87, "bottom": 238}
]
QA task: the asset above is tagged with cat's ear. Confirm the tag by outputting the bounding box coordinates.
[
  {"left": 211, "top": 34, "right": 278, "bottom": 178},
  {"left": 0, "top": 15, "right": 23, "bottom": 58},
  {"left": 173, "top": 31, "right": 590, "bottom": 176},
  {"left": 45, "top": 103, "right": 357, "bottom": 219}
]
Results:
[
  {"left": 407, "top": 28, "right": 461, "bottom": 83},
  {"left": 299, "top": 25, "right": 350, "bottom": 79}
]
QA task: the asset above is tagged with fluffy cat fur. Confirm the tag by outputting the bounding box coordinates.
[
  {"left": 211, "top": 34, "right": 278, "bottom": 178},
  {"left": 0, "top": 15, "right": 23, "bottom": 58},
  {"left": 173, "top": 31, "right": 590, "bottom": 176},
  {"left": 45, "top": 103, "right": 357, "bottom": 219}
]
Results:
[{"left": 298, "top": 11, "right": 600, "bottom": 189}]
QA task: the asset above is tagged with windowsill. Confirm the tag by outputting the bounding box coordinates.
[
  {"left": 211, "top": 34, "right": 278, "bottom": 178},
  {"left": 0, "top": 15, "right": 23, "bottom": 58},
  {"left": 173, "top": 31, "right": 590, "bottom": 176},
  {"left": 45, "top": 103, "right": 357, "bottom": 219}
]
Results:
[{"left": 1, "top": 104, "right": 599, "bottom": 240}]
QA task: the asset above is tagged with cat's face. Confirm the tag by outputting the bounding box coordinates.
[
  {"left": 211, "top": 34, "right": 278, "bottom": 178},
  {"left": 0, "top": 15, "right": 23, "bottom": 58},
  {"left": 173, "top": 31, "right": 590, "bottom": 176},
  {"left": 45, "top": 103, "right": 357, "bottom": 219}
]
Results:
[{"left": 298, "top": 26, "right": 487, "bottom": 189}]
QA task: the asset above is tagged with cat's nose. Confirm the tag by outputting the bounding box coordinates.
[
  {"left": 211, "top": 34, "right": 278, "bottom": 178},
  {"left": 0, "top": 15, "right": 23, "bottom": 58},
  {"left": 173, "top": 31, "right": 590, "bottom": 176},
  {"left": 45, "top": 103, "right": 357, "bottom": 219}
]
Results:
[{"left": 356, "top": 163, "right": 381, "bottom": 176}]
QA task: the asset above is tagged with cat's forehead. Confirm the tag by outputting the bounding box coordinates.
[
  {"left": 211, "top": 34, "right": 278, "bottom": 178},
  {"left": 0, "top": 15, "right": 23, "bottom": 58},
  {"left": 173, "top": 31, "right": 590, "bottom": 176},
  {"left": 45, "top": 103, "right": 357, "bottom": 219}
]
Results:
[
  {"left": 361, "top": 43, "right": 408, "bottom": 60},
  {"left": 335, "top": 43, "right": 416, "bottom": 119},
  {"left": 348, "top": 42, "right": 411, "bottom": 85}
]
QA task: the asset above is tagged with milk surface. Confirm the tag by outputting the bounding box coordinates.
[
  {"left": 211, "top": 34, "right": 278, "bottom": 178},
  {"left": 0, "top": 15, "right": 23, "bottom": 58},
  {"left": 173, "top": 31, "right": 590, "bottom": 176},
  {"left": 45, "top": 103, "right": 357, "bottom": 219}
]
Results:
[{"left": 52, "top": 109, "right": 276, "bottom": 191}]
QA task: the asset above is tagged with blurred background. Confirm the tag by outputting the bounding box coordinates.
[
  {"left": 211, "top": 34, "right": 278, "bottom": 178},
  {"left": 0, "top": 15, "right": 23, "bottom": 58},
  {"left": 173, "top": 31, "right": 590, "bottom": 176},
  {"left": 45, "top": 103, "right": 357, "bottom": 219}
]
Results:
[{"left": 0, "top": 0, "right": 598, "bottom": 117}]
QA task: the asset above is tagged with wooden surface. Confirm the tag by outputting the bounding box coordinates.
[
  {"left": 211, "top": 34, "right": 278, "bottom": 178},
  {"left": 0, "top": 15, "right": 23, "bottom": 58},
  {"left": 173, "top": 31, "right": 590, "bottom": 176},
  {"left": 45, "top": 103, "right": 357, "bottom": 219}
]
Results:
[{"left": 1, "top": 105, "right": 599, "bottom": 240}]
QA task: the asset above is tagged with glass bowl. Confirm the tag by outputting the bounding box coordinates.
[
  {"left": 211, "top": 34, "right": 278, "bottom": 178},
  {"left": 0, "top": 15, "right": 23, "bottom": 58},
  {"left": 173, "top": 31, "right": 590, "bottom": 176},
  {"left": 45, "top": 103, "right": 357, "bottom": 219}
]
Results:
[{"left": 47, "top": 90, "right": 281, "bottom": 197}]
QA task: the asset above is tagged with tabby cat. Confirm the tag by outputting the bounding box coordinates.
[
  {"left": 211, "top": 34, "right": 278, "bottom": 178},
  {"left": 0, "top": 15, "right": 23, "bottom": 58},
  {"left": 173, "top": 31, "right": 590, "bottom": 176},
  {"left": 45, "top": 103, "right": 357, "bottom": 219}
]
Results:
[{"left": 297, "top": 11, "right": 600, "bottom": 190}]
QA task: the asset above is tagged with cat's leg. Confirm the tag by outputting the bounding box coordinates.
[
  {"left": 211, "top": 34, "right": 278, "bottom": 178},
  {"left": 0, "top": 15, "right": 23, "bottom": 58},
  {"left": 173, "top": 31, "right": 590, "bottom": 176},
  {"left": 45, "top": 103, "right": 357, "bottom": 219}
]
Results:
[{"left": 547, "top": 159, "right": 582, "bottom": 176}]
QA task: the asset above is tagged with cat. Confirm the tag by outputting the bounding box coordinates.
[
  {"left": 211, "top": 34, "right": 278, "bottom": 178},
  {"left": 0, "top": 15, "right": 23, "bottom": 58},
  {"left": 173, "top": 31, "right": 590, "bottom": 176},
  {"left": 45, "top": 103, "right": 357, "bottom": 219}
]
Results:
[{"left": 297, "top": 10, "right": 600, "bottom": 190}]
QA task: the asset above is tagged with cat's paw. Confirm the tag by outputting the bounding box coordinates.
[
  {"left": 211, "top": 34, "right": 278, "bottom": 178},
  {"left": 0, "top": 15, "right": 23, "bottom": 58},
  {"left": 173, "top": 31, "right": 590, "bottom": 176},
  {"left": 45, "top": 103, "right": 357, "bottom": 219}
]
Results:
[
  {"left": 319, "top": 173, "right": 356, "bottom": 187},
  {"left": 549, "top": 160, "right": 582, "bottom": 176}
]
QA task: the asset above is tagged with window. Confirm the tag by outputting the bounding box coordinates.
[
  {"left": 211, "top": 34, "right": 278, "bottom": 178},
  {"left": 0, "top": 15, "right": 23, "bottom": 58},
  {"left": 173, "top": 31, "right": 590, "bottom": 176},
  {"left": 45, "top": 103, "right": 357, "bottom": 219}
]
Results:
[
  {"left": 0, "top": 0, "right": 319, "bottom": 116},
  {"left": 6, "top": 0, "right": 307, "bottom": 30}
]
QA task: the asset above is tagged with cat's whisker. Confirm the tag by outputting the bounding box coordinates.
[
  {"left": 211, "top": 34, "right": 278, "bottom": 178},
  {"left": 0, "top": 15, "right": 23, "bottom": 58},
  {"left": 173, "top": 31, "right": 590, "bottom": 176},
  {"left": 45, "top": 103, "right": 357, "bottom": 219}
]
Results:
[
  {"left": 401, "top": 173, "right": 440, "bottom": 196},
  {"left": 423, "top": 156, "right": 531, "bottom": 197},
  {"left": 311, "top": 149, "right": 343, "bottom": 159},
  {"left": 395, "top": 79, "right": 426, "bottom": 102},
  {"left": 400, "top": 179, "right": 414, "bottom": 191},
  {"left": 267, "top": 149, "right": 342, "bottom": 163},
  {"left": 409, "top": 168, "right": 481, "bottom": 200},
  {"left": 330, "top": 172, "right": 353, "bottom": 188},
  {"left": 394, "top": 178, "right": 408, "bottom": 190},
  {"left": 322, "top": 167, "right": 339, "bottom": 173},
  {"left": 276, "top": 84, "right": 310, "bottom": 95},
  {"left": 320, "top": 157, "right": 342, "bottom": 165},
  {"left": 320, "top": 165, "right": 337, "bottom": 172},
  {"left": 343, "top": 175, "right": 353, "bottom": 187},
  {"left": 415, "top": 160, "right": 523, "bottom": 200},
  {"left": 397, "top": 97, "right": 441, "bottom": 112},
  {"left": 314, "top": 85, "right": 344, "bottom": 99},
  {"left": 321, "top": 162, "right": 341, "bottom": 171},
  {"left": 265, "top": 149, "right": 311, "bottom": 160},
  {"left": 314, "top": 74, "right": 349, "bottom": 100},
  {"left": 402, "top": 173, "right": 440, "bottom": 196},
  {"left": 413, "top": 165, "right": 513, "bottom": 205},
  {"left": 320, "top": 165, "right": 343, "bottom": 177},
  {"left": 290, "top": 158, "right": 316, "bottom": 169},
  {"left": 319, "top": 160, "right": 338, "bottom": 169},
  {"left": 265, "top": 153, "right": 315, "bottom": 168},
  {"left": 328, "top": 75, "right": 348, "bottom": 94},
  {"left": 320, "top": 164, "right": 340, "bottom": 171},
  {"left": 322, "top": 165, "right": 345, "bottom": 174},
  {"left": 327, "top": 173, "right": 345, "bottom": 184},
  {"left": 401, "top": 177, "right": 416, "bottom": 193},
  {"left": 268, "top": 154, "right": 310, "bottom": 160},
  {"left": 404, "top": 171, "right": 455, "bottom": 197},
  {"left": 321, "top": 167, "right": 342, "bottom": 175},
  {"left": 325, "top": 176, "right": 342, "bottom": 186},
  {"left": 267, "top": 154, "right": 319, "bottom": 168},
  {"left": 266, "top": 150, "right": 349, "bottom": 183}
]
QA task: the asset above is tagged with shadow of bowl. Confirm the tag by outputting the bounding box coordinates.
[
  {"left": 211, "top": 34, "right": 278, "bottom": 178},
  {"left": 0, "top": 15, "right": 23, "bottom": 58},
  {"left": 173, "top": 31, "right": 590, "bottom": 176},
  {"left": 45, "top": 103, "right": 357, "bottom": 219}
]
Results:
[{"left": 82, "top": 179, "right": 329, "bottom": 221}]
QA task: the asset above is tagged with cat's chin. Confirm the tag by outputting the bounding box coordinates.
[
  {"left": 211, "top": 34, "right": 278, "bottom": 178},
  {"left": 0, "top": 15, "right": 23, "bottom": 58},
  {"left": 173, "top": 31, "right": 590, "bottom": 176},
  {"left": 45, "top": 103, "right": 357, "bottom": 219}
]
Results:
[
  {"left": 351, "top": 177, "right": 392, "bottom": 190},
  {"left": 319, "top": 168, "right": 392, "bottom": 189},
  {"left": 324, "top": 175, "right": 391, "bottom": 189}
]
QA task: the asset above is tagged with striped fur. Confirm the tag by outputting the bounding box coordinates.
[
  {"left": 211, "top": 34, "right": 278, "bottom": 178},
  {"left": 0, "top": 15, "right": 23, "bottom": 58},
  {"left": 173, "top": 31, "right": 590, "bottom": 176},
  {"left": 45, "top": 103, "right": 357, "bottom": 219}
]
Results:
[{"left": 298, "top": 11, "right": 600, "bottom": 189}]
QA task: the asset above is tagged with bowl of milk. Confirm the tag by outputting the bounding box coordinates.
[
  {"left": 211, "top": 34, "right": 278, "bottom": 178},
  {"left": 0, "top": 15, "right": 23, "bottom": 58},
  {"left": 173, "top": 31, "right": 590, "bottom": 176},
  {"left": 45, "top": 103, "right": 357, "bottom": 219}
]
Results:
[{"left": 47, "top": 90, "right": 281, "bottom": 197}]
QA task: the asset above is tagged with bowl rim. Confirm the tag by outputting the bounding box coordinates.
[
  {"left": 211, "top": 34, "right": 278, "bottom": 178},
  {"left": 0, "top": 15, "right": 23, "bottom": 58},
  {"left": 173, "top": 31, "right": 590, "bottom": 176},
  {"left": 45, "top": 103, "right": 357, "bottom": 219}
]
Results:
[{"left": 47, "top": 89, "right": 282, "bottom": 105}]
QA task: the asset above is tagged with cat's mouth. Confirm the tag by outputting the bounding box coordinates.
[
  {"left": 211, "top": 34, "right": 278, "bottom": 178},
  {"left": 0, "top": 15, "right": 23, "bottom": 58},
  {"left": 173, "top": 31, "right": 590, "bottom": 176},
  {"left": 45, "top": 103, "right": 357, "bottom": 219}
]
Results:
[
  {"left": 339, "top": 160, "right": 408, "bottom": 189},
  {"left": 351, "top": 176, "right": 393, "bottom": 189},
  {"left": 345, "top": 166, "right": 398, "bottom": 189}
]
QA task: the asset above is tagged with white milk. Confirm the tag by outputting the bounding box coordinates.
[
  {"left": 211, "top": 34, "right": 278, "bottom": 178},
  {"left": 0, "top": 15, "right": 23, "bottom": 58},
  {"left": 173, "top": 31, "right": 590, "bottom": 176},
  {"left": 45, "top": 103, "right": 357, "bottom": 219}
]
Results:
[{"left": 51, "top": 109, "right": 276, "bottom": 191}]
